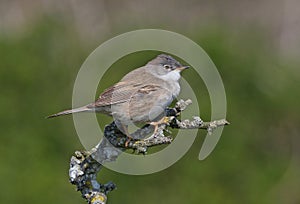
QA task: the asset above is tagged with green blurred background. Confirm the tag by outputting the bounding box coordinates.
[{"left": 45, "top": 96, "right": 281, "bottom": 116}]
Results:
[{"left": 1, "top": 1, "right": 299, "bottom": 204}]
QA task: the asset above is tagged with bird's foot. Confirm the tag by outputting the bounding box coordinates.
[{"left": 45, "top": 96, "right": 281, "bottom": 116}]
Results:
[
  {"left": 124, "top": 136, "right": 133, "bottom": 147},
  {"left": 149, "top": 116, "right": 170, "bottom": 134}
]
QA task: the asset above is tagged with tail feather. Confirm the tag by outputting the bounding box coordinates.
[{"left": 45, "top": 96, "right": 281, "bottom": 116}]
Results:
[{"left": 46, "top": 106, "right": 89, "bottom": 119}]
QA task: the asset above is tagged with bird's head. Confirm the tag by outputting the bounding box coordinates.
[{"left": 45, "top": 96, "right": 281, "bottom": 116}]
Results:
[{"left": 147, "top": 54, "right": 189, "bottom": 81}]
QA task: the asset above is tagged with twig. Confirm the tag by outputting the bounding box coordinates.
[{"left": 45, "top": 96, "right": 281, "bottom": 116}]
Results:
[{"left": 68, "top": 99, "right": 229, "bottom": 204}]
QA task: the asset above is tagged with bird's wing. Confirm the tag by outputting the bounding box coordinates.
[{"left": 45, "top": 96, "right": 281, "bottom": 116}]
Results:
[
  {"left": 129, "top": 84, "right": 174, "bottom": 111},
  {"left": 87, "top": 81, "right": 147, "bottom": 107}
]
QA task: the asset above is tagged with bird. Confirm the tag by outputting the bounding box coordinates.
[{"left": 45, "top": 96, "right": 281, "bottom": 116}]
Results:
[{"left": 47, "top": 54, "right": 189, "bottom": 138}]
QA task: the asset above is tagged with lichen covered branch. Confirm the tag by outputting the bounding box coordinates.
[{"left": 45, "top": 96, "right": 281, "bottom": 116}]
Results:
[
  {"left": 69, "top": 148, "right": 117, "bottom": 204},
  {"left": 68, "top": 99, "right": 229, "bottom": 204}
]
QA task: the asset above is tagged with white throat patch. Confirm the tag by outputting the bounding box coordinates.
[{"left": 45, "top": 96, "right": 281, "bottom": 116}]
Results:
[{"left": 158, "top": 70, "right": 181, "bottom": 81}]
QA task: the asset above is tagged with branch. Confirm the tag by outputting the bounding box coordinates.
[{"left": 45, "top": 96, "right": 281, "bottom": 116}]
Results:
[{"left": 68, "top": 99, "right": 229, "bottom": 204}]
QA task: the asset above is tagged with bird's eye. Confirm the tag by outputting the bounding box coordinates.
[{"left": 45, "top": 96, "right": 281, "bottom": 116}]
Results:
[{"left": 164, "top": 64, "right": 171, "bottom": 69}]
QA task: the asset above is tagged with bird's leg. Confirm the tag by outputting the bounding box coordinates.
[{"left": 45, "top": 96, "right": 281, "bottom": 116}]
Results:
[
  {"left": 119, "top": 124, "right": 133, "bottom": 147},
  {"left": 149, "top": 116, "right": 170, "bottom": 135}
]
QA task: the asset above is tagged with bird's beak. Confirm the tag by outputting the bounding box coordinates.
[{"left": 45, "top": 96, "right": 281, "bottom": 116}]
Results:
[{"left": 175, "top": 66, "right": 190, "bottom": 71}]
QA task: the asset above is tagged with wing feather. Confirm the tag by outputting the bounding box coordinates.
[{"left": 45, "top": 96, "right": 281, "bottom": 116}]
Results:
[{"left": 88, "top": 81, "right": 159, "bottom": 107}]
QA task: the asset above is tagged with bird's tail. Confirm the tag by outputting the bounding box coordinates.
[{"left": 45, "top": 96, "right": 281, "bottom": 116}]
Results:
[{"left": 46, "top": 106, "right": 89, "bottom": 118}]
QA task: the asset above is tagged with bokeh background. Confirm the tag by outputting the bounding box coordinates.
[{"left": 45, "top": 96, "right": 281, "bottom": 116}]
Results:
[{"left": 1, "top": 0, "right": 299, "bottom": 203}]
